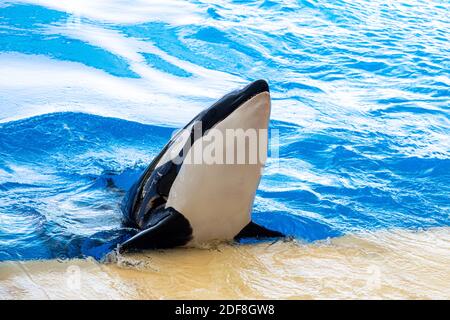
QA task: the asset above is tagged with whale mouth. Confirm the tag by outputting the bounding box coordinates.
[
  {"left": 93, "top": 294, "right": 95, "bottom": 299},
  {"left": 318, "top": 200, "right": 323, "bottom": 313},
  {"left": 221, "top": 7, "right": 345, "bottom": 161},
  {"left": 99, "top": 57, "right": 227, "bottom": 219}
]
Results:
[
  {"left": 207, "top": 79, "right": 270, "bottom": 119},
  {"left": 218, "top": 79, "right": 270, "bottom": 108},
  {"left": 181, "top": 79, "right": 270, "bottom": 139}
]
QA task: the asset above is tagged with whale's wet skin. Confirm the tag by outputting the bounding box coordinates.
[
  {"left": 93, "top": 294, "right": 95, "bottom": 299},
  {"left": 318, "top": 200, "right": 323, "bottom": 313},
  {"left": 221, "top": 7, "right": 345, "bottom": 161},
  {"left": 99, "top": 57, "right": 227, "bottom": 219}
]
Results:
[{"left": 0, "top": 0, "right": 449, "bottom": 298}]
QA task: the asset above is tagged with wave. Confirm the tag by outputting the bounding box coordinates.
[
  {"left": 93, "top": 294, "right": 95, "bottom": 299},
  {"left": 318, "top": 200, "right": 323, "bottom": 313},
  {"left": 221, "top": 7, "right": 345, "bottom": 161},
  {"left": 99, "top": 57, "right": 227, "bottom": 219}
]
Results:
[{"left": 1, "top": 111, "right": 449, "bottom": 260}]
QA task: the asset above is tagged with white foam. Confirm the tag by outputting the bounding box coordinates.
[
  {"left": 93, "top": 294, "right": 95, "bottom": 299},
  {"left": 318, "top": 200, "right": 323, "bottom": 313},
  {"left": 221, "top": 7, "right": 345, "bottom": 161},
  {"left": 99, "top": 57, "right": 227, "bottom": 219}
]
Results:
[
  {"left": 0, "top": 53, "right": 198, "bottom": 125},
  {"left": 45, "top": 22, "right": 243, "bottom": 95},
  {"left": 8, "top": 0, "right": 205, "bottom": 25}
]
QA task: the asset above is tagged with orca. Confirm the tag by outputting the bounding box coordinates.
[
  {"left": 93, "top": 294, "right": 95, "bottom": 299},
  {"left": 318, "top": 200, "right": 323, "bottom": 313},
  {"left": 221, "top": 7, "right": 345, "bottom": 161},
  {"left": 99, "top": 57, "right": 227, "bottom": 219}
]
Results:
[{"left": 119, "top": 79, "right": 283, "bottom": 251}]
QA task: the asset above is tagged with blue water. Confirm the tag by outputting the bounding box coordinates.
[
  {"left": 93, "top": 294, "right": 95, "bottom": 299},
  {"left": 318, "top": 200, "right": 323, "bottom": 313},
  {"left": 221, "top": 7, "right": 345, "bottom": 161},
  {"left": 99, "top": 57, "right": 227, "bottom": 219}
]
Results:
[{"left": 0, "top": 0, "right": 449, "bottom": 261}]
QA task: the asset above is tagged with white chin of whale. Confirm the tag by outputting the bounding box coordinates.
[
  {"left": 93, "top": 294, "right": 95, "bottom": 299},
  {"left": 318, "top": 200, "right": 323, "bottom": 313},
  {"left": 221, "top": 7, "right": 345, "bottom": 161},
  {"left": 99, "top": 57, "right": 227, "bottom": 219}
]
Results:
[{"left": 167, "top": 92, "right": 271, "bottom": 244}]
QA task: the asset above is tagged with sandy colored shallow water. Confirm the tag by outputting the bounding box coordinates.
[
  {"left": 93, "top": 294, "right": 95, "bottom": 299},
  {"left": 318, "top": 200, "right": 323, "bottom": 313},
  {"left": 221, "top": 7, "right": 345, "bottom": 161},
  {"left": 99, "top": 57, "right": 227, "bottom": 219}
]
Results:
[{"left": 1, "top": 227, "right": 449, "bottom": 300}]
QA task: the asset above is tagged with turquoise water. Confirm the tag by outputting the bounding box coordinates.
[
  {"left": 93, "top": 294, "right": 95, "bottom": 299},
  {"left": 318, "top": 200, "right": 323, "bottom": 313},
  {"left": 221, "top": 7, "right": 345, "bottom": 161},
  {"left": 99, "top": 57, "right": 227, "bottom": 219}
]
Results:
[{"left": 0, "top": 0, "right": 448, "bottom": 260}]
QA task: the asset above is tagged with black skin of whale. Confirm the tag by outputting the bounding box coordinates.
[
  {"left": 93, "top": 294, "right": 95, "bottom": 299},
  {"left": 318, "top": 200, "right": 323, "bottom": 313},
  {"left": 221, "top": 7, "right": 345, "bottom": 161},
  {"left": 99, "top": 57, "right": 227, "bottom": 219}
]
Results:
[{"left": 119, "top": 80, "right": 283, "bottom": 252}]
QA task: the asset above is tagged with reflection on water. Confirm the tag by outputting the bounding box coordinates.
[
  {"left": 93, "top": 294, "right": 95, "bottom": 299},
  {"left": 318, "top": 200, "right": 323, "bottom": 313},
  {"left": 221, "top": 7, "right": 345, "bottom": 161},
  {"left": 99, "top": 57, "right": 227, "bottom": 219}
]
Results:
[{"left": 1, "top": 228, "right": 449, "bottom": 299}]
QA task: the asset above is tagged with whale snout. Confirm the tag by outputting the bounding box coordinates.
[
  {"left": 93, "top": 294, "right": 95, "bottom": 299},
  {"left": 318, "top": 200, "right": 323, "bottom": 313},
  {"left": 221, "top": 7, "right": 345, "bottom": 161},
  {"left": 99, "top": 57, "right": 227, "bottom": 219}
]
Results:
[
  {"left": 238, "top": 79, "right": 270, "bottom": 102},
  {"left": 245, "top": 79, "right": 269, "bottom": 94},
  {"left": 232, "top": 79, "right": 271, "bottom": 126}
]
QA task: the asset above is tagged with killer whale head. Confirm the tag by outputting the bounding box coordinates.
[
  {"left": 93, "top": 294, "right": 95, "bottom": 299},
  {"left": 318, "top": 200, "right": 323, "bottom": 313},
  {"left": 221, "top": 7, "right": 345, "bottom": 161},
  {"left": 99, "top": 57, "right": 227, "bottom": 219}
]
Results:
[{"left": 119, "top": 79, "right": 283, "bottom": 251}]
